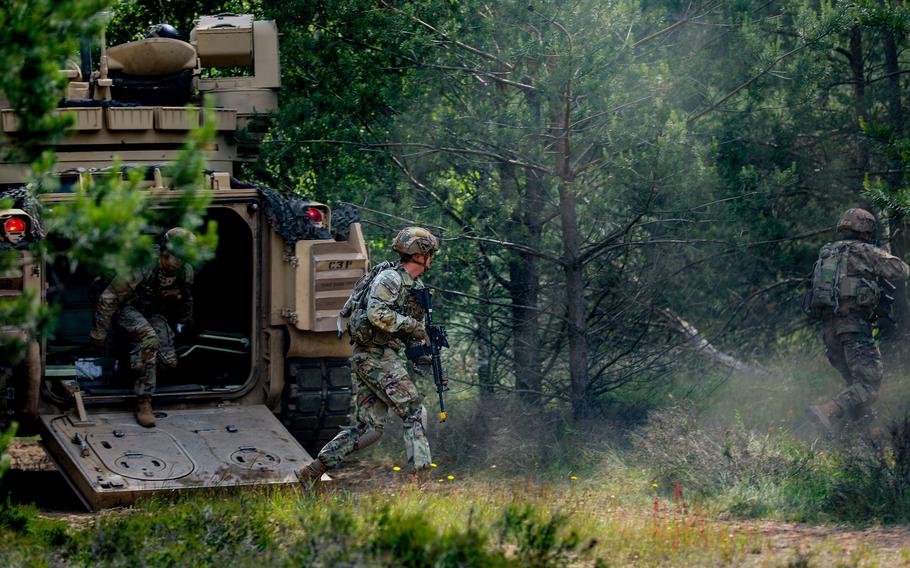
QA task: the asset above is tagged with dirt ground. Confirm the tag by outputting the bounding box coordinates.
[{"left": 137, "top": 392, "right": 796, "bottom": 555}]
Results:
[
  {"left": 6, "top": 439, "right": 55, "bottom": 471},
  {"left": 5, "top": 440, "right": 910, "bottom": 566}
]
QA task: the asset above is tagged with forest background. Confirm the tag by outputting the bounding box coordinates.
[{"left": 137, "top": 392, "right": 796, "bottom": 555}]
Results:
[
  {"left": 4, "top": 1, "right": 910, "bottom": 560},
  {"left": 0, "top": 0, "right": 910, "bottom": 565},
  {"left": 7, "top": 0, "right": 910, "bottom": 460},
  {"left": 213, "top": 0, "right": 910, "bottom": 423}
]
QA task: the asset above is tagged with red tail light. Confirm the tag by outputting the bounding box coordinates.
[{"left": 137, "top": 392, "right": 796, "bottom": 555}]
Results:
[
  {"left": 306, "top": 208, "right": 324, "bottom": 223},
  {"left": 4, "top": 216, "right": 26, "bottom": 234},
  {"left": 2, "top": 213, "right": 30, "bottom": 244}
]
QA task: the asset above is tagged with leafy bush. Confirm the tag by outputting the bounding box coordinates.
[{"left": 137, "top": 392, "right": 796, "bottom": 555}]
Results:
[
  {"left": 0, "top": 424, "right": 15, "bottom": 482},
  {"left": 635, "top": 404, "right": 910, "bottom": 524},
  {"left": 631, "top": 405, "right": 806, "bottom": 496},
  {"left": 823, "top": 415, "right": 910, "bottom": 522}
]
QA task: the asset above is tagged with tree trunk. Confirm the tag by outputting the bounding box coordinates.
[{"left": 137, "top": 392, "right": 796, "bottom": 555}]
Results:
[
  {"left": 475, "top": 253, "right": 495, "bottom": 397},
  {"left": 549, "top": 69, "right": 591, "bottom": 419},
  {"left": 560, "top": 181, "right": 590, "bottom": 419},
  {"left": 848, "top": 25, "right": 868, "bottom": 183},
  {"left": 512, "top": 170, "right": 543, "bottom": 402},
  {"left": 502, "top": 163, "right": 543, "bottom": 403}
]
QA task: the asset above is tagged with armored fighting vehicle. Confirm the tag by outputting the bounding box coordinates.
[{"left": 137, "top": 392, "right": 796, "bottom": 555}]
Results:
[{"left": 0, "top": 14, "right": 368, "bottom": 509}]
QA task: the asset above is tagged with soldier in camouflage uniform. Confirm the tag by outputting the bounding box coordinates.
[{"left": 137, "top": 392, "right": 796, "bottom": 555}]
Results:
[
  {"left": 90, "top": 228, "right": 196, "bottom": 427},
  {"left": 298, "top": 227, "right": 440, "bottom": 485},
  {"left": 806, "top": 209, "right": 909, "bottom": 433}
]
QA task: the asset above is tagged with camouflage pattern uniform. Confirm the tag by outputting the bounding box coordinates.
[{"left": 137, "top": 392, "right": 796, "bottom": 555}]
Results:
[
  {"left": 812, "top": 209, "right": 909, "bottom": 426},
  {"left": 90, "top": 250, "right": 194, "bottom": 395},
  {"left": 316, "top": 262, "right": 432, "bottom": 470}
]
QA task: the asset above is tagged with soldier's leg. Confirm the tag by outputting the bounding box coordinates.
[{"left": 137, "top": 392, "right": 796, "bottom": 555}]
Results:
[
  {"left": 376, "top": 349, "right": 431, "bottom": 470},
  {"left": 315, "top": 350, "right": 388, "bottom": 469},
  {"left": 116, "top": 306, "right": 159, "bottom": 396},
  {"left": 835, "top": 333, "right": 883, "bottom": 423},
  {"left": 822, "top": 322, "right": 852, "bottom": 384},
  {"left": 316, "top": 387, "right": 387, "bottom": 469},
  {"left": 148, "top": 315, "right": 177, "bottom": 371}
]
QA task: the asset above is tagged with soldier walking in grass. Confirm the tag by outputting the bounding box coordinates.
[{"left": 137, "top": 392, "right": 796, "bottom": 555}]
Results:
[
  {"left": 298, "top": 227, "right": 441, "bottom": 485},
  {"left": 806, "top": 208, "right": 909, "bottom": 434},
  {"left": 90, "top": 228, "right": 196, "bottom": 428}
]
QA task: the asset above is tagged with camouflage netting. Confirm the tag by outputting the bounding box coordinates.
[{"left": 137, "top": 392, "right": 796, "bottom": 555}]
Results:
[
  {"left": 0, "top": 186, "right": 44, "bottom": 249},
  {"left": 228, "top": 176, "right": 358, "bottom": 243},
  {"left": 330, "top": 203, "right": 360, "bottom": 241},
  {"left": 1, "top": 176, "right": 356, "bottom": 248}
]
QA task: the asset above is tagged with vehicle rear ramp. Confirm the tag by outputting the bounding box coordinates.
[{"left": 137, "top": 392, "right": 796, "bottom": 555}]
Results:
[{"left": 40, "top": 405, "right": 313, "bottom": 510}]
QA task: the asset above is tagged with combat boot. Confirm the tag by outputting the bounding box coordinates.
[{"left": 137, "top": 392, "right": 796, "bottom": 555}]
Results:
[
  {"left": 135, "top": 396, "right": 156, "bottom": 428},
  {"left": 805, "top": 400, "right": 842, "bottom": 435},
  {"left": 296, "top": 457, "right": 327, "bottom": 490}
]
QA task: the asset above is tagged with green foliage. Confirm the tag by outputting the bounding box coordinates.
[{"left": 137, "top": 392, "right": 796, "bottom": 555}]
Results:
[
  {"left": 106, "top": 0, "right": 264, "bottom": 45},
  {"left": 823, "top": 415, "right": 910, "bottom": 522},
  {"left": 42, "top": 102, "right": 221, "bottom": 278},
  {"left": 0, "top": 0, "right": 111, "bottom": 162},
  {"left": 634, "top": 403, "right": 910, "bottom": 524},
  {"left": 0, "top": 488, "right": 600, "bottom": 567},
  {"left": 0, "top": 499, "right": 74, "bottom": 566},
  {"left": 497, "top": 504, "right": 584, "bottom": 568},
  {"left": 245, "top": 0, "right": 897, "bottom": 416},
  {"left": 0, "top": 423, "right": 16, "bottom": 481}
]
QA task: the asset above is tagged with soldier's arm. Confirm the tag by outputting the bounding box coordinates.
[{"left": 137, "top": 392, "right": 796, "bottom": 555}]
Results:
[
  {"left": 366, "top": 270, "right": 420, "bottom": 334},
  {"left": 175, "top": 265, "right": 194, "bottom": 326},
  {"left": 867, "top": 246, "right": 910, "bottom": 282},
  {"left": 90, "top": 273, "right": 139, "bottom": 342}
]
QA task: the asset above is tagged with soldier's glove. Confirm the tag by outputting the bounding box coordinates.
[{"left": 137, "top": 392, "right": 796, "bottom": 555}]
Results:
[
  {"left": 410, "top": 324, "right": 429, "bottom": 345},
  {"left": 412, "top": 354, "right": 432, "bottom": 377}
]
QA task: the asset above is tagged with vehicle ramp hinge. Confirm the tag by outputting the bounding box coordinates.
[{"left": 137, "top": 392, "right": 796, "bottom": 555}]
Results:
[
  {"left": 282, "top": 251, "right": 299, "bottom": 267},
  {"left": 280, "top": 308, "right": 298, "bottom": 324}
]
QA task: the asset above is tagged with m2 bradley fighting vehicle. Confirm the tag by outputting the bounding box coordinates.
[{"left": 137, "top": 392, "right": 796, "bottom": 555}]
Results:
[{"left": 0, "top": 14, "right": 368, "bottom": 509}]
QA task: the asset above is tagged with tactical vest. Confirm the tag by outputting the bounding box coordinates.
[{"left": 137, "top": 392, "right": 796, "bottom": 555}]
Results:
[
  {"left": 130, "top": 263, "right": 192, "bottom": 315},
  {"left": 342, "top": 262, "right": 423, "bottom": 347},
  {"left": 808, "top": 240, "right": 880, "bottom": 315}
]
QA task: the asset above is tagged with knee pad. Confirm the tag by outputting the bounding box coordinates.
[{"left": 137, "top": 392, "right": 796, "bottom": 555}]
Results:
[{"left": 355, "top": 428, "right": 382, "bottom": 451}]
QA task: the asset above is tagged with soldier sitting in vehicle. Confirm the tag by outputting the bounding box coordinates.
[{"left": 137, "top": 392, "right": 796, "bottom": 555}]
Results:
[
  {"left": 89, "top": 228, "right": 196, "bottom": 427},
  {"left": 298, "top": 227, "right": 440, "bottom": 485},
  {"left": 806, "top": 208, "right": 910, "bottom": 434}
]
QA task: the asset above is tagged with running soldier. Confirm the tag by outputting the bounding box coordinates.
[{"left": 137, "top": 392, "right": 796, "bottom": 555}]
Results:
[
  {"left": 806, "top": 209, "right": 909, "bottom": 433},
  {"left": 90, "top": 228, "right": 196, "bottom": 427},
  {"left": 298, "top": 227, "right": 440, "bottom": 484}
]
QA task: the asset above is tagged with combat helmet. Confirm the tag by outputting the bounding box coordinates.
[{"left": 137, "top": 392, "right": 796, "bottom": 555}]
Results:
[
  {"left": 837, "top": 208, "right": 876, "bottom": 237},
  {"left": 392, "top": 227, "right": 439, "bottom": 258},
  {"left": 160, "top": 227, "right": 197, "bottom": 266},
  {"left": 146, "top": 23, "right": 181, "bottom": 40}
]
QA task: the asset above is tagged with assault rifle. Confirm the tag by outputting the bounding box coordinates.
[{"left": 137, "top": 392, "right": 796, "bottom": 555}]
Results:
[
  {"left": 405, "top": 287, "right": 450, "bottom": 422},
  {"left": 869, "top": 240, "right": 898, "bottom": 325},
  {"left": 875, "top": 278, "right": 897, "bottom": 324}
]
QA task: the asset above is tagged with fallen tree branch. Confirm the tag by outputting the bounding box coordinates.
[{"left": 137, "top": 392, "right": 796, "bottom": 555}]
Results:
[{"left": 652, "top": 307, "right": 772, "bottom": 376}]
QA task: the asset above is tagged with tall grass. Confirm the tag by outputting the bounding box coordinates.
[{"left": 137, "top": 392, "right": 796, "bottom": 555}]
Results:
[
  {"left": 633, "top": 404, "right": 910, "bottom": 524},
  {"left": 0, "top": 478, "right": 769, "bottom": 567}
]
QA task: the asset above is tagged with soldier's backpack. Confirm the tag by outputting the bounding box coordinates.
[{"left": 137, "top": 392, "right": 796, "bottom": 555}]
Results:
[
  {"left": 337, "top": 261, "right": 396, "bottom": 343},
  {"left": 806, "top": 241, "right": 880, "bottom": 316}
]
